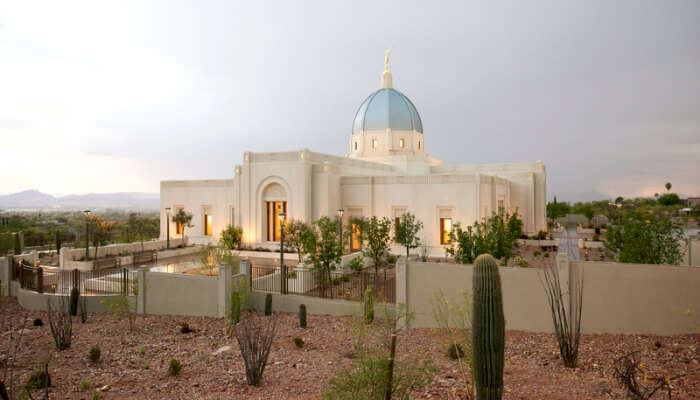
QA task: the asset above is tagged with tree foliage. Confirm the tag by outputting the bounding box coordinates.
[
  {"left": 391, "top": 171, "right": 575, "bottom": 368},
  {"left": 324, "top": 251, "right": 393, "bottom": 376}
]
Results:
[
  {"left": 395, "top": 212, "right": 423, "bottom": 258},
  {"left": 171, "top": 209, "right": 193, "bottom": 244},
  {"left": 657, "top": 193, "right": 680, "bottom": 206},
  {"left": 88, "top": 215, "right": 116, "bottom": 259},
  {"left": 304, "top": 217, "right": 342, "bottom": 290},
  {"left": 219, "top": 224, "right": 243, "bottom": 250},
  {"left": 546, "top": 201, "right": 570, "bottom": 220},
  {"left": 285, "top": 219, "right": 315, "bottom": 264},
  {"left": 604, "top": 210, "right": 685, "bottom": 265},
  {"left": 446, "top": 209, "right": 523, "bottom": 264},
  {"left": 361, "top": 217, "right": 392, "bottom": 276},
  {"left": 127, "top": 213, "right": 158, "bottom": 250}
]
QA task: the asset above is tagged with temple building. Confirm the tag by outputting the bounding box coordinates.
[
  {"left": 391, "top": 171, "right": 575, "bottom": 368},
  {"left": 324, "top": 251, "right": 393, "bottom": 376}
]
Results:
[{"left": 160, "top": 53, "right": 547, "bottom": 255}]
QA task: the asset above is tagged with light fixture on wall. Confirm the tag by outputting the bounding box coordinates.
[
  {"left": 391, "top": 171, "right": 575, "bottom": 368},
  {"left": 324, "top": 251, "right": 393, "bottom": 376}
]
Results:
[
  {"left": 279, "top": 211, "right": 287, "bottom": 294},
  {"left": 165, "top": 207, "right": 171, "bottom": 249}
]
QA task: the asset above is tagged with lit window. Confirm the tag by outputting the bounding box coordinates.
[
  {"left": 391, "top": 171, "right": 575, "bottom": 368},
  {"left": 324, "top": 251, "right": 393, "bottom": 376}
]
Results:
[
  {"left": 440, "top": 218, "right": 452, "bottom": 245},
  {"left": 204, "top": 214, "right": 213, "bottom": 236},
  {"left": 351, "top": 223, "right": 361, "bottom": 251},
  {"left": 175, "top": 208, "right": 183, "bottom": 234},
  {"left": 266, "top": 201, "right": 287, "bottom": 241},
  {"left": 399, "top": 138, "right": 405, "bottom": 148},
  {"left": 372, "top": 139, "right": 377, "bottom": 149}
]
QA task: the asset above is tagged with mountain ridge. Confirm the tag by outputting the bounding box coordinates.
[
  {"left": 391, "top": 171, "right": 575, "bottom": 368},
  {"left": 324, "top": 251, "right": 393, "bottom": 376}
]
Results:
[{"left": 0, "top": 190, "right": 159, "bottom": 210}]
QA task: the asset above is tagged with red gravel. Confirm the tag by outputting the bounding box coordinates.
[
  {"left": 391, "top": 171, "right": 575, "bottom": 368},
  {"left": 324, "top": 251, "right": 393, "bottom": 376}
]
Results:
[{"left": 2, "top": 298, "right": 699, "bottom": 399}]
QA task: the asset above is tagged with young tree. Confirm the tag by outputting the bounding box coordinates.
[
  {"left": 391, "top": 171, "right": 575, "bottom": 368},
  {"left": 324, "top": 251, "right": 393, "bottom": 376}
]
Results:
[
  {"left": 657, "top": 193, "right": 681, "bottom": 206},
  {"left": 285, "top": 219, "right": 314, "bottom": 264},
  {"left": 605, "top": 210, "right": 685, "bottom": 265},
  {"left": 304, "top": 217, "right": 342, "bottom": 294},
  {"left": 171, "top": 209, "right": 194, "bottom": 245},
  {"left": 128, "top": 213, "right": 157, "bottom": 251},
  {"left": 446, "top": 209, "right": 523, "bottom": 265},
  {"left": 395, "top": 212, "right": 423, "bottom": 258},
  {"left": 89, "top": 216, "right": 116, "bottom": 259},
  {"left": 361, "top": 217, "right": 392, "bottom": 278},
  {"left": 219, "top": 225, "right": 243, "bottom": 250}
]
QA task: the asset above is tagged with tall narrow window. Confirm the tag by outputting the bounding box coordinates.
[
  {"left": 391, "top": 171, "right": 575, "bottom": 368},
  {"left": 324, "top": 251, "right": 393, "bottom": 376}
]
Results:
[
  {"left": 372, "top": 139, "right": 377, "bottom": 149},
  {"left": 394, "top": 216, "right": 401, "bottom": 241},
  {"left": 418, "top": 141, "right": 421, "bottom": 150},
  {"left": 351, "top": 222, "right": 361, "bottom": 251},
  {"left": 266, "top": 201, "right": 287, "bottom": 241},
  {"left": 354, "top": 141, "right": 358, "bottom": 150},
  {"left": 497, "top": 199, "right": 504, "bottom": 210},
  {"left": 399, "top": 138, "right": 405, "bottom": 148},
  {"left": 204, "top": 214, "right": 212, "bottom": 236},
  {"left": 175, "top": 208, "right": 183, "bottom": 234},
  {"left": 440, "top": 218, "right": 452, "bottom": 245}
]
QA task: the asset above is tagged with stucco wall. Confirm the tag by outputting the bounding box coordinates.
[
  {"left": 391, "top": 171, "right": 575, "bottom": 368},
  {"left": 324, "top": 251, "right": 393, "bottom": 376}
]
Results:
[
  {"left": 247, "top": 291, "right": 393, "bottom": 318},
  {"left": 403, "top": 258, "right": 700, "bottom": 334},
  {"left": 16, "top": 287, "right": 131, "bottom": 313},
  {"left": 143, "top": 272, "right": 219, "bottom": 317}
]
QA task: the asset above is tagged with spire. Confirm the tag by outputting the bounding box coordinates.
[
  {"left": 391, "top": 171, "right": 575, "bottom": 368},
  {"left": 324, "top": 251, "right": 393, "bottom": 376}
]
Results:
[{"left": 381, "top": 49, "right": 393, "bottom": 89}]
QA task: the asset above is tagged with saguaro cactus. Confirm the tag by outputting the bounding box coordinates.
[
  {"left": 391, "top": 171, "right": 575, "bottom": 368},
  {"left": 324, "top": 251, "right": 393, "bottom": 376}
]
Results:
[
  {"left": 472, "top": 254, "right": 505, "bottom": 400},
  {"left": 69, "top": 287, "right": 80, "bottom": 317},
  {"left": 299, "top": 304, "right": 307, "bottom": 328},
  {"left": 264, "top": 293, "right": 272, "bottom": 316}
]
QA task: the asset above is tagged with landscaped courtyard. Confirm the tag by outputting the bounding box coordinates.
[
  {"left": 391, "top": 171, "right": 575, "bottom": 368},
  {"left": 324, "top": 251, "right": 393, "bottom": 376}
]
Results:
[{"left": 2, "top": 297, "right": 698, "bottom": 399}]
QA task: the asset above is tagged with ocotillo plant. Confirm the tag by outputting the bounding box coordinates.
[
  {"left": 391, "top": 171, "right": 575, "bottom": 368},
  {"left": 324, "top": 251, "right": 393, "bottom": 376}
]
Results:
[
  {"left": 299, "top": 304, "right": 307, "bottom": 328},
  {"left": 69, "top": 287, "right": 80, "bottom": 317},
  {"left": 264, "top": 293, "right": 272, "bottom": 316},
  {"left": 472, "top": 254, "right": 505, "bottom": 400}
]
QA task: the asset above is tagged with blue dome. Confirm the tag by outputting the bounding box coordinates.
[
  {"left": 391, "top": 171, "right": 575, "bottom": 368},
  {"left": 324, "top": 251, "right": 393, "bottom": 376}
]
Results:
[{"left": 352, "top": 88, "right": 423, "bottom": 134}]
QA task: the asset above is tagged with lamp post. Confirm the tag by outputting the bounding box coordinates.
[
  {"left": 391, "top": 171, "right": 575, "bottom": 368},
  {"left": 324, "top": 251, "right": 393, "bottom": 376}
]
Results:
[
  {"left": 82, "top": 210, "right": 91, "bottom": 260},
  {"left": 165, "top": 207, "right": 171, "bottom": 249},
  {"left": 337, "top": 207, "right": 344, "bottom": 254},
  {"left": 279, "top": 211, "right": 286, "bottom": 294}
]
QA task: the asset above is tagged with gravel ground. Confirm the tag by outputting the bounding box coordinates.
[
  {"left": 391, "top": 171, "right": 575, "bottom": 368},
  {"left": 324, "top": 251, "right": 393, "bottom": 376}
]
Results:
[{"left": 2, "top": 298, "right": 699, "bottom": 399}]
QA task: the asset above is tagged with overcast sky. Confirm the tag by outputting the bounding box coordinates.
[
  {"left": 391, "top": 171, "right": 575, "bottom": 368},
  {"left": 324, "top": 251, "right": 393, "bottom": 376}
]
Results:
[{"left": 1, "top": 1, "right": 698, "bottom": 202}]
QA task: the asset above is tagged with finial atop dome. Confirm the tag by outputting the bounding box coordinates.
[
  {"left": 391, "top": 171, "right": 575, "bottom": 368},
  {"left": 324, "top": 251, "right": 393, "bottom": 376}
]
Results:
[{"left": 381, "top": 49, "right": 393, "bottom": 89}]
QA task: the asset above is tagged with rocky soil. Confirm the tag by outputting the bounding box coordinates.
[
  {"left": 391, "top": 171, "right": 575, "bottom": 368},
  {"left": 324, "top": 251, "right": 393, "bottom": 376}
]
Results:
[{"left": 1, "top": 298, "right": 699, "bottom": 399}]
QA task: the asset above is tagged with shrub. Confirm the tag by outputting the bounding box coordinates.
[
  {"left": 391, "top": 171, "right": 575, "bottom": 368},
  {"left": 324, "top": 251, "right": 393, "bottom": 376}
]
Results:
[
  {"left": 101, "top": 289, "right": 138, "bottom": 332},
  {"left": 535, "top": 230, "right": 548, "bottom": 240},
  {"left": 332, "top": 277, "right": 341, "bottom": 286},
  {"left": 363, "top": 287, "right": 374, "bottom": 325},
  {"left": 293, "top": 337, "right": 304, "bottom": 348},
  {"left": 447, "top": 343, "right": 464, "bottom": 360},
  {"left": 385, "top": 254, "right": 398, "bottom": 265},
  {"left": 348, "top": 256, "right": 364, "bottom": 272},
  {"left": 472, "top": 254, "right": 505, "bottom": 399},
  {"left": 592, "top": 234, "right": 600, "bottom": 242},
  {"left": 230, "top": 279, "right": 250, "bottom": 329},
  {"left": 80, "top": 296, "right": 88, "bottom": 323},
  {"left": 544, "top": 252, "right": 550, "bottom": 258},
  {"left": 264, "top": 294, "right": 272, "bottom": 316},
  {"left": 80, "top": 379, "right": 92, "bottom": 391},
  {"left": 33, "top": 318, "right": 43, "bottom": 327},
  {"left": 533, "top": 250, "right": 541, "bottom": 257},
  {"left": 88, "top": 346, "right": 101, "bottom": 363},
  {"left": 299, "top": 304, "right": 307, "bottom": 328},
  {"left": 180, "top": 322, "right": 192, "bottom": 334},
  {"left": 512, "top": 256, "right": 528, "bottom": 268},
  {"left": 47, "top": 296, "right": 72, "bottom": 350},
  {"left": 92, "top": 391, "right": 100, "bottom": 400},
  {"left": 69, "top": 287, "right": 80, "bottom": 316},
  {"left": 168, "top": 359, "right": 182, "bottom": 376},
  {"left": 340, "top": 274, "right": 350, "bottom": 282},
  {"left": 24, "top": 362, "right": 51, "bottom": 393},
  {"left": 234, "top": 312, "right": 281, "bottom": 386}
]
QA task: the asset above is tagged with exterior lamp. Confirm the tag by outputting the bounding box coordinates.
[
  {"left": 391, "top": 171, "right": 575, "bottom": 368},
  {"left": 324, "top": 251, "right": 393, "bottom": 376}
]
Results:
[
  {"left": 165, "top": 207, "right": 171, "bottom": 249},
  {"left": 278, "top": 211, "right": 287, "bottom": 294},
  {"left": 82, "top": 210, "right": 91, "bottom": 260},
  {"left": 337, "top": 208, "right": 345, "bottom": 255}
]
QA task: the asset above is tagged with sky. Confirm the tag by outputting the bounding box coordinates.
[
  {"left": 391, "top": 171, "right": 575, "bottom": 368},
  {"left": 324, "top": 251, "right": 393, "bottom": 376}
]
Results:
[{"left": 1, "top": 1, "right": 699, "bottom": 202}]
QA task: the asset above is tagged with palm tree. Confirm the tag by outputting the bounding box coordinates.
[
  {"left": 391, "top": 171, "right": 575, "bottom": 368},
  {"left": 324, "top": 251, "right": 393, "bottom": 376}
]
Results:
[{"left": 665, "top": 182, "right": 672, "bottom": 192}]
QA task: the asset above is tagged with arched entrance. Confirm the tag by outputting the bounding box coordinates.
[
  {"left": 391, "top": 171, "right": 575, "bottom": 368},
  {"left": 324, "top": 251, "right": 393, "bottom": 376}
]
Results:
[{"left": 262, "top": 182, "right": 287, "bottom": 242}]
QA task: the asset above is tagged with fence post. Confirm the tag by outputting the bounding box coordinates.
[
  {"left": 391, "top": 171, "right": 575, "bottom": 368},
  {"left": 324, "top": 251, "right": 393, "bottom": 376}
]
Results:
[
  {"left": 37, "top": 267, "right": 43, "bottom": 294},
  {"left": 72, "top": 268, "right": 79, "bottom": 292},
  {"left": 20, "top": 262, "right": 25, "bottom": 289}
]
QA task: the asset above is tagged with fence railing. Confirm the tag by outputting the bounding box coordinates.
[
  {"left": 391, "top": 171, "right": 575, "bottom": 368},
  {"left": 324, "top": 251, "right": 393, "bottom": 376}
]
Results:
[
  {"left": 20, "top": 266, "right": 136, "bottom": 296},
  {"left": 250, "top": 262, "right": 395, "bottom": 303}
]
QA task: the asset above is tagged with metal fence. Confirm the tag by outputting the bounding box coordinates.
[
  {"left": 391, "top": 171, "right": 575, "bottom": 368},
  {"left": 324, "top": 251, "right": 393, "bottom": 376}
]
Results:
[
  {"left": 20, "top": 266, "right": 136, "bottom": 296},
  {"left": 250, "top": 262, "right": 395, "bottom": 303}
]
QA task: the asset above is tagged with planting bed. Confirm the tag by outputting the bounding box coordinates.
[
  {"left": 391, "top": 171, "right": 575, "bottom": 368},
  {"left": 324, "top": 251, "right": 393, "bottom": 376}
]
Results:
[{"left": 1, "top": 298, "right": 699, "bottom": 399}]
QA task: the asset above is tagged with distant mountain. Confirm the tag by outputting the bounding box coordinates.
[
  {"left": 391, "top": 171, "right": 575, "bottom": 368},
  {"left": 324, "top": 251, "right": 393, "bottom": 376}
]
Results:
[{"left": 0, "top": 190, "right": 159, "bottom": 211}]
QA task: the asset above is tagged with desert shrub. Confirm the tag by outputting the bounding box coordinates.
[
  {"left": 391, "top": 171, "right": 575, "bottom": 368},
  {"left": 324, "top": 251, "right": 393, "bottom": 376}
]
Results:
[
  {"left": 363, "top": 287, "right": 374, "bottom": 325},
  {"left": 230, "top": 278, "right": 250, "bottom": 329},
  {"left": 533, "top": 250, "right": 541, "bottom": 257},
  {"left": 592, "top": 233, "right": 600, "bottom": 242},
  {"left": 69, "top": 287, "right": 80, "bottom": 316},
  {"left": 79, "top": 296, "right": 88, "bottom": 323},
  {"left": 88, "top": 346, "right": 101, "bottom": 364},
  {"left": 385, "top": 254, "right": 397, "bottom": 265},
  {"left": 613, "top": 351, "right": 683, "bottom": 399},
  {"left": 180, "top": 322, "right": 192, "bottom": 334},
  {"left": 340, "top": 274, "right": 350, "bottom": 282},
  {"left": 168, "top": 359, "right": 182, "bottom": 376},
  {"left": 33, "top": 318, "right": 43, "bottom": 327},
  {"left": 24, "top": 361, "right": 51, "bottom": 394},
  {"left": 535, "top": 230, "right": 548, "bottom": 240},
  {"left": 47, "top": 296, "right": 72, "bottom": 350},
  {"left": 264, "top": 294, "right": 272, "bottom": 316},
  {"left": 348, "top": 256, "right": 364, "bottom": 272},
  {"left": 544, "top": 252, "right": 550, "bottom": 258},
  {"left": 293, "top": 337, "right": 304, "bottom": 348},
  {"left": 234, "top": 312, "right": 281, "bottom": 386},
  {"left": 332, "top": 277, "right": 341, "bottom": 286},
  {"left": 512, "top": 256, "right": 528, "bottom": 268},
  {"left": 80, "top": 379, "right": 92, "bottom": 391},
  {"left": 299, "top": 304, "right": 307, "bottom": 328},
  {"left": 92, "top": 391, "right": 100, "bottom": 400},
  {"left": 102, "top": 288, "right": 138, "bottom": 332},
  {"left": 447, "top": 343, "right": 464, "bottom": 360}
]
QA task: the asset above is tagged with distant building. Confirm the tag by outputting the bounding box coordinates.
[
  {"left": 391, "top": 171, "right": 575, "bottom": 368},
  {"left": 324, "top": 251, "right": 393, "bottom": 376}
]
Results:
[{"left": 683, "top": 197, "right": 700, "bottom": 207}]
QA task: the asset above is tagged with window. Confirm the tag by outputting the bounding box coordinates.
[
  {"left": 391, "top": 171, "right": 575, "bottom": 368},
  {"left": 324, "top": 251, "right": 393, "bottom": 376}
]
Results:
[
  {"left": 399, "top": 138, "right": 405, "bottom": 148},
  {"left": 266, "top": 201, "right": 287, "bottom": 241},
  {"left": 497, "top": 199, "right": 504, "bottom": 210},
  {"left": 418, "top": 141, "right": 421, "bottom": 150},
  {"left": 351, "top": 222, "right": 361, "bottom": 251},
  {"left": 175, "top": 207, "right": 183, "bottom": 234},
  {"left": 204, "top": 214, "right": 212, "bottom": 236},
  {"left": 394, "top": 217, "right": 401, "bottom": 241},
  {"left": 372, "top": 139, "right": 377, "bottom": 149},
  {"left": 354, "top": 141, "right": 358, "bottom": 150},
  {"left": 440, "top": 218, "right": 452, "bottom": 245}
]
